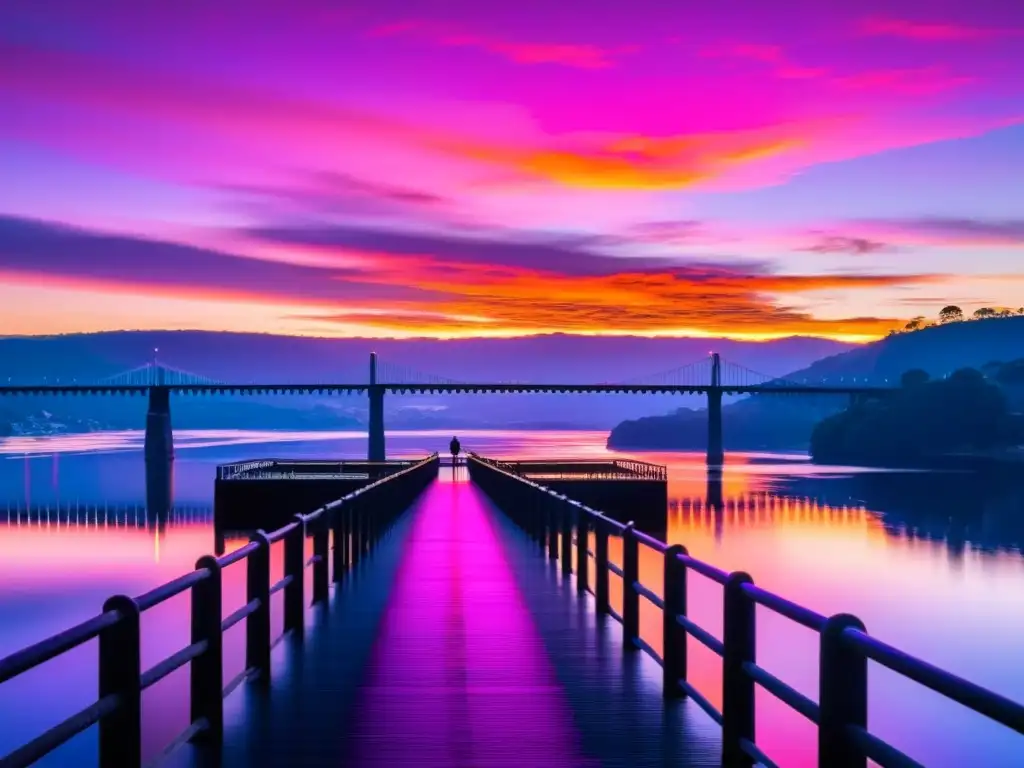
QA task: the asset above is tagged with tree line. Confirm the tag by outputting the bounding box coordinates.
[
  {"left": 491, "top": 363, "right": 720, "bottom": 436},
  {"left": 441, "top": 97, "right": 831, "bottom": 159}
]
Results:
[
  {"left": 894, "top": 305, "right": 1024, "bottom": 334},
  {"left": 810, "top": 365, "right": 1023, "bottom": 465}
]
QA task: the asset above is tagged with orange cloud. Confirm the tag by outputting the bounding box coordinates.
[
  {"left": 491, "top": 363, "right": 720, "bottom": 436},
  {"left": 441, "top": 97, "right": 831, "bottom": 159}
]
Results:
[
  {"left": 859, "top": 16, "right": 1021, "bottom": 41},
  {"left": 373, "top": 20, "right": 632, "bottom": 69},
  {"left": 448, "top": 127, "right": 805, "bottom": 190},
  {"left": 323, "top": 250, "right": 935, "bottom": 340}
]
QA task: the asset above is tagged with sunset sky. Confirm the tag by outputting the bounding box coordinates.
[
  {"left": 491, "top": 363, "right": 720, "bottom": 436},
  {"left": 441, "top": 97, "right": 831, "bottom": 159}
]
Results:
[{"left": 1, "top": 0, "right": 1022, "bottom": 342}]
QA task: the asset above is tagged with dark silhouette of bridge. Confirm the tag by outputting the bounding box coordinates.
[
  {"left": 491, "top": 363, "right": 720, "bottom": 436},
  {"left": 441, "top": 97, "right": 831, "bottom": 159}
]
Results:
[{"left": 0, "top": 352, "right": 895, "bottom": 467}]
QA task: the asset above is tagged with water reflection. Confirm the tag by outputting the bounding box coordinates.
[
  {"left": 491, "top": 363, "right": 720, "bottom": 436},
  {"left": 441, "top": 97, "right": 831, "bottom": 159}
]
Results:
[{"left": 1, "top": 431, "right": 1023, "bottom": 767}]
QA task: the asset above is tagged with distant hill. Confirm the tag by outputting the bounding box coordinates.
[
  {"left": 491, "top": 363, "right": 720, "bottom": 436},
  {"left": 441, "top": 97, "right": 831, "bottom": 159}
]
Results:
[
  {"left": 0, "top": 331, "right": 852, "bottom": 434},
  {"left": 608, "top": 317, "right": 1024, "bottom": 451}
]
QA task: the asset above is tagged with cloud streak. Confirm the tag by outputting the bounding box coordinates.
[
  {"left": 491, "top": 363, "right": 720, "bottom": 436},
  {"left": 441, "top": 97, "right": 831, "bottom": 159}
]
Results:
[
  {"left": 856, "top": 218, "right": 1024, "bottom": 247},
  {"left": 0, "top": 216, "right": 937, "bottom": 340},
  {"left": 859, "top": 16, "right": 1022, "bottom": 41},
  {"left": 801, "top": 234, "right": 891, "bottom": 255},
  {"left": 373, "top": 21, "right": 634, "bottom": 69}
]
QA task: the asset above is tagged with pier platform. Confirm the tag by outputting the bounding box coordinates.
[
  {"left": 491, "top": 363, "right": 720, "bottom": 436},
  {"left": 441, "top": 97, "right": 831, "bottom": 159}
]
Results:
[
  {"left": 484, "top": 457, "right": 669, "bottom": 535},
  {"left": 214, "top": 458, "right": 421, "bottom": 530}
]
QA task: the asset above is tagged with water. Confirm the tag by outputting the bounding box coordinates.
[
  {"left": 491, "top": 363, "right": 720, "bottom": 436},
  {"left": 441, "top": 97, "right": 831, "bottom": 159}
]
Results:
[{"left": 1, "top": 429, "right": 1023, "bottom": 766}]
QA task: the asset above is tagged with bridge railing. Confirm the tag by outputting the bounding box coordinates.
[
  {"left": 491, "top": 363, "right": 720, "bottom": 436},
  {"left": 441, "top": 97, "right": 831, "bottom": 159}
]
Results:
[
  {"left": 216, "top": 458, "right": 416, "bottom": 481},
  {"left": 491, "top": 456, "right": 667, "bottom": 481},
  {"left": 496, "top": 458, "right": 667, "bottom": 481},
  {"left": 0, "top": 453, "right": 439, "bottom": 768},
  {"left": 216, "top": 460, "right": 276, "bottom": 480},
  {"left": 611, "top": 458, "right": 667, "bottom": 480},
  {"left": 467, "top": 453, "right": 1024, "bottom": 768}
]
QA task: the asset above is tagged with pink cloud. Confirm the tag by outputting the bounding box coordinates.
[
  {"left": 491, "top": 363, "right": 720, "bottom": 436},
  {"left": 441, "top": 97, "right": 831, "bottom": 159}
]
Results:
[
  {"left": 835, "top": 67, "right": 976, "bottom": 96},
  {"left": 859, "top": 16, "right": 1021, "bottom": 41},
  {"left": 372, "top": 20, "right": 635, "bottom": 69},
  {"left": 701, "top": 42, "right": 975, "bottom": 95},
  {"left": 701, "top": 43, "right": 827, "bottom": 80},
  {"left": 0, "top": 37, "right": 1016, "bottom": 205}
]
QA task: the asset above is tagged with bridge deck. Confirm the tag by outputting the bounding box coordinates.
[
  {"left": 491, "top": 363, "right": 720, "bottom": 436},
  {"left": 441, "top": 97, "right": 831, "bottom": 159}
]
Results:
[{"left": 184, "top": 474, "right": 718, "bottom": 767}]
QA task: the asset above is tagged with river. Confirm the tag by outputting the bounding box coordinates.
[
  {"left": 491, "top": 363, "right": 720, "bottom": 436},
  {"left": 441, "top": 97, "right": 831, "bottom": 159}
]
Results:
[{"left": 2, "top": 429, "right": 1023, "bottom": 767}]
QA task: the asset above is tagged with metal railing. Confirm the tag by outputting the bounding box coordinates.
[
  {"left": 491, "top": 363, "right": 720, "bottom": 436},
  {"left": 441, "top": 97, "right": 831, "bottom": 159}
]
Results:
[
  {"left": 216, "top": 458, "right": 416, "bottom": 481},
  {"left": 216, "top": 460, "right": 275, "bottom": 480},
  {"left": 0, "top": 453, "right": 438, "bottom": 768},
  {"left": 468, "top": 453, "right": 1024, "bottom": 768},
  {"left": 494, "top": 458, "right": 667, "bottom": 482}
]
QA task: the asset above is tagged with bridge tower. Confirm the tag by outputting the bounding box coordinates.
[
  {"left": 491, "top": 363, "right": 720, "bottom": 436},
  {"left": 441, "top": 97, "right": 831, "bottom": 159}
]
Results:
[
  {"left": 144, "top": 363, "right": 174, "bottom": 514},
  {"left": 368, "top": 352, "right": 386, "bottom": 462},
  {"left": 706, "top": 353, "right": 724, "bottom": 466}
]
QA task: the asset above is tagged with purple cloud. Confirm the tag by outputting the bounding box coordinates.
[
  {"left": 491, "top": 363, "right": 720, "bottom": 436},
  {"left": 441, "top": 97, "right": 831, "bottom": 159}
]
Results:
[
  {"left": 0, "top": 215, "right": 430, "bottom": 305},
  {"left": 242, "top": 222, "right": 764, "bottom": 277},
  {"left": 801, "top": 234, "right": 891, "bottom": 255}
]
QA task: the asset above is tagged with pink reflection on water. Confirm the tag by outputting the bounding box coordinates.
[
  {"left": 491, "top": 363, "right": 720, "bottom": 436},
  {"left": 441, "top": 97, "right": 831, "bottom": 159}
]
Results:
[{"left": 348, "top": 477, "right": 594, "bottom": 767}]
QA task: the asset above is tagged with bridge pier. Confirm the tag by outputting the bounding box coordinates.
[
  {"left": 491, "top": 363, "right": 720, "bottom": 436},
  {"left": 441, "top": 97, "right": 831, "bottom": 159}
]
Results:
[
  {"left": 706, "top": 390, "right": 724, "bottom": 466},
  {"left": 145, "top": 385, "right": 173, "bottom": 515},
  {"left": 368, "top": 353, "right": 386, "bottom": 462},
  {"left": 706, "top": 353, "right": 724, "bottom": 466}
]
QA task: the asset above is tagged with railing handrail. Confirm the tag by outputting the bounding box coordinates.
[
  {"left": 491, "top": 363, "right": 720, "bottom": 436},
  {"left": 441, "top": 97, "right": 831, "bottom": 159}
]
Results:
[
  {"left": 467, "top": 452, "right": 1024, "bottom": 768},
  {"left": 0, "top": 452, "right": 439, "bottom": 768},
  {"left": 494, "top": 456, "right": 667, "bottom": 482},
  {"left": 216, "top": 458, "right": 418, "bottom": 480}
]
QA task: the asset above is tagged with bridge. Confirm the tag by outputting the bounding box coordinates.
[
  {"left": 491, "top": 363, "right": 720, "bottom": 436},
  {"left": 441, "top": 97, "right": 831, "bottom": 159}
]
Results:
[
  {"left": 1, "top": 456, "right": 1021, "bottom": 768},
  {"left": 0, "top": 352, "right": 895, "bottom": 467}
]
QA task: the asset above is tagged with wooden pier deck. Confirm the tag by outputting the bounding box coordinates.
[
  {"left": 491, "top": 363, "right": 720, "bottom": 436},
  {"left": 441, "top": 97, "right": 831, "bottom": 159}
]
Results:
[{"left": 188, "top": 475, "right": 718, "bottom": 767}]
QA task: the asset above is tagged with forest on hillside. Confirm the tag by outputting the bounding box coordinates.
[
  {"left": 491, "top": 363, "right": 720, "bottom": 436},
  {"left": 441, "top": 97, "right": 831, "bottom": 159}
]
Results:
[{"left": 810, "top": 365, "right": 1024, "bottom": 466}]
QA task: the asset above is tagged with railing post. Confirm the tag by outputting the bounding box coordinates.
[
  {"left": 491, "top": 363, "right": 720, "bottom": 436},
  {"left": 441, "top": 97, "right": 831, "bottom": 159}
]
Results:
[
  {"left": 191, "top": 556, "right": 224, "bottom": 744},
  {"left": 546, "top": 494, "right": 559, "bottom": 562},
  {"left": 663, "top": 544, "right": 688, "bottom": 698},
  {"left": 819, "top": 614, "right": 868, "bottom": 768},
  {"left": 99, "top": 595, "right": 142, "bottom": 768},
  {"left": 332, "top": 501, "right": 348, "bottom": 582},
  {"left": 622, "top": 523, "right": 639, "bottom": 649},
  {"left": 722, "top": 571, "right": 756, "bottom": 767},
  {"left": 363, "top": 491, "right": 374, "bottom": 551},
  {"left": 246, "top": 530, "right": 271, "bottom": 681},
  {"left": 313, "top": 513, "right": 330, "bottom": 603},
  {"left": 534, "top": 491, "right": 546, "bottom": 545},
  {"left": 284, "top": 515, "right": 305, "bottom": 639},
  {"left": 560, "top": 498, "right": 573, "bottom": 577},
  {"left": 594, "top": 519, "right": 610, "bottom": 614},
  {"left": 576, "top": 512, "right": 589, "bottom": 594},
  {"left": 352, "top": 495, "right": 363, "bottom": 564}
]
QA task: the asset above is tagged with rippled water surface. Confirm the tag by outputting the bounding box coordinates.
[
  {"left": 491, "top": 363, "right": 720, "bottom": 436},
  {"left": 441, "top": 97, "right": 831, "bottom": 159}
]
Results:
[{"left": 2, "top": 429, "right": 1023, "bottom": 766}]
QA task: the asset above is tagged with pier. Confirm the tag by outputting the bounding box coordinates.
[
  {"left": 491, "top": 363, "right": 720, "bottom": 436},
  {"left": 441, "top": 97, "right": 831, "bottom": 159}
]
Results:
[
  {"left": 213, "top": 457, "right": 420, "bottom": 531},
  {"left": 486, "top": 457, "right": 669, "bottom": 533},
  {"left": 2, "top": 454, "right": 1023, "bottom": 768}
]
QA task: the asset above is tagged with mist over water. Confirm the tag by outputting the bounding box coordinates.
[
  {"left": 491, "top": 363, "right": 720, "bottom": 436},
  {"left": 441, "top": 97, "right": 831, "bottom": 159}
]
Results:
[{"left": 1, "top": 429, "right": 1023, "bottom": 767}]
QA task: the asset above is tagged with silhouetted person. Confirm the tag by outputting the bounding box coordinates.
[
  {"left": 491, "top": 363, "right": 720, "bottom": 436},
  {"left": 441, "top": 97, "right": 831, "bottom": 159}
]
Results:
[{"left": 449, "top": 436, "right": 461, "bottom": 460}]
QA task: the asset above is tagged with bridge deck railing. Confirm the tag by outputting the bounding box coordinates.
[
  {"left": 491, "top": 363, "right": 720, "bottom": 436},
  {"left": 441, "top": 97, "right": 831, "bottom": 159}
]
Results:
[
  {"left": 467, "top": 453, "right": 1024, "bottom": 768},
  {"left": 0, "top": 454, "right": 439, "bottom": 768}
]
